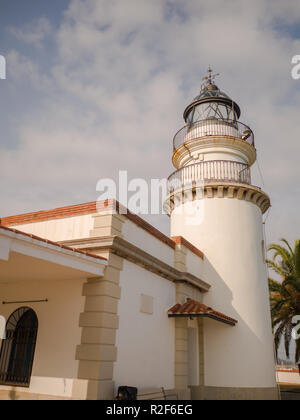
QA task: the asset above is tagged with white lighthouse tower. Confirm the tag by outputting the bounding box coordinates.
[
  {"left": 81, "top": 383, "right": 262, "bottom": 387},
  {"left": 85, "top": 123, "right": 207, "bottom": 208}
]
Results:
[{"left": 164, "top": 69, "right": 278, "bottom": 399}]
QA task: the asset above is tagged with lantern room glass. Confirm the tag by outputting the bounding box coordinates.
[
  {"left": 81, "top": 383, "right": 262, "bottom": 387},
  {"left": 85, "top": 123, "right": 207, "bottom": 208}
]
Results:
[{"left": 186, "top": 102, "right": 237, "bottom": 124}]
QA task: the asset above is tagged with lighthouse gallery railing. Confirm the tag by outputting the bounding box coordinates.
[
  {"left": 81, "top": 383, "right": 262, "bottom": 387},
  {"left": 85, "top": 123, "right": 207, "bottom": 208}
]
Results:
[
  {"left": 167, "top": 160, "right": 251, "bottom": 194},
  {"left": 173, "top": 119, "right": 255, "bottom": 151}
]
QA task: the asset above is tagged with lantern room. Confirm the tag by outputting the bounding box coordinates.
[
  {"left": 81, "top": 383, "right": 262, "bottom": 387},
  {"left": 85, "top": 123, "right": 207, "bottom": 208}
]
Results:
[{"left": 183, "top": 67, "right": 241, "bottom": 124}]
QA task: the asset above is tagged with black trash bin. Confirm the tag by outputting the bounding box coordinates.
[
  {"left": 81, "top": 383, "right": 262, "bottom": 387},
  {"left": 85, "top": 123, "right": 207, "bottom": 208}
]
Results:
[{"left": 116, "top": 386, "right": 138, "bottom": 400}]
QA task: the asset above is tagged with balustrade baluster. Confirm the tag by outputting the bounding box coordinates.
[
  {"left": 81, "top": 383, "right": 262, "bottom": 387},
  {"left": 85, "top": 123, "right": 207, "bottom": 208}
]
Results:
[{"left": 167, "top": 160, "right": 251, "bottom": 194}]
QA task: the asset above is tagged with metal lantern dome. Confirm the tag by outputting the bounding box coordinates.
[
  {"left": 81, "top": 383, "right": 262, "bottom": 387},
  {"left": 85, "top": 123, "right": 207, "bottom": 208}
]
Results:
[{"left": 183, "top": 68, "right": 241, "bottom": 124}]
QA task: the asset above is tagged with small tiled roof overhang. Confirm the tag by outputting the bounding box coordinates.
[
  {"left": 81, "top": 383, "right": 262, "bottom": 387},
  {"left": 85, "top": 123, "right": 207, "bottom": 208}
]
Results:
[{"left": 168, "top": 298, "right": 238, "bottom": 326}]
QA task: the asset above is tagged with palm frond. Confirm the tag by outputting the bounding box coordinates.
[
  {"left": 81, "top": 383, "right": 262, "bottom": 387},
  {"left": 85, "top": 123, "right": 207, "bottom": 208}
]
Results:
[
  {"left": 268, "top": 278, "right": 282, "bottom": 293},
  {"left": 294, "top": 240, "right": 300, "bottom": 279},
  {"left": 282, "top": 277, "right": 300, "bottom": 293},
  {"left": 268, "top": 239, "right": 300, "bottom": 363},
  {"left": 280, "top": 239, "right": 294, "bottom": 257},
  {"left": 268, "top": 243, "right": 292, "bottom": 261},
  {"left": 268, "top": 243, "right": 295, "bottom": 275},
  {"left": 266, "top": 260, "right": 288, "bottom": 278}
]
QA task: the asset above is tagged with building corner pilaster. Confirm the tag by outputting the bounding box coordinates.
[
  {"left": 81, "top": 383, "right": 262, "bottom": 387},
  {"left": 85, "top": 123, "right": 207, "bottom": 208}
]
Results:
[{"left": 74, "top": 212, "right": 125, "bottom": 400}]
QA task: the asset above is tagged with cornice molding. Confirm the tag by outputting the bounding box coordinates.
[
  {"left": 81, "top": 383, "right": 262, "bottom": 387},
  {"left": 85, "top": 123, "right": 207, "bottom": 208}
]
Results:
[
  {"left": 164, "top": 182, "right": 271, "bottom": 215},
  {"left": 60, "top": 235, "right": 210, "bottom": 293}
]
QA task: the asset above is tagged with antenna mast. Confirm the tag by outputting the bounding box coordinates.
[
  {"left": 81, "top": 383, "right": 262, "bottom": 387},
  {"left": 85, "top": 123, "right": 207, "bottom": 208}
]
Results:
[{"left": 201, "top": 66, "right": 220, "bottom": 90}]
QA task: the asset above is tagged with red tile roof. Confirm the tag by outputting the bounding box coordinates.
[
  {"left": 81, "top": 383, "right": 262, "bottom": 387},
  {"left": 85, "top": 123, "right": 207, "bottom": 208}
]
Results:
[
  {"left": 0, "top": 199, "right": 176, "bottom": 250},
  {"left": 168, "top": 298, "right": 238, "bottom": 326},
  {"left": 0, "top": 225, "right": 107, "bottom": 262}
]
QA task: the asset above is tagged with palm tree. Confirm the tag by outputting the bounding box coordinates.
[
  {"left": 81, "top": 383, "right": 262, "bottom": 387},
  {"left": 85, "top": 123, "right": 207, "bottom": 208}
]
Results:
[{"left": 267, "top": 239, "right": 300, "bottom": 364}]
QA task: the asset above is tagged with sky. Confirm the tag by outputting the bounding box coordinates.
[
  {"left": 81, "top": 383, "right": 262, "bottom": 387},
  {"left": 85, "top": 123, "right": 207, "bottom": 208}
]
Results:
[
  {"left": 0, "top": 0, "right": 300, "bottom": 247},
  {"left": 0, "top": 0, "right": 300, "bottom": 362}
]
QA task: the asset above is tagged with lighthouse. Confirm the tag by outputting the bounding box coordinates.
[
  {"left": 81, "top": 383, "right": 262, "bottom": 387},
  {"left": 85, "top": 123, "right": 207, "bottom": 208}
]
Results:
[{"left": 164, "top": 68, "right": 277, "bottom": 399}]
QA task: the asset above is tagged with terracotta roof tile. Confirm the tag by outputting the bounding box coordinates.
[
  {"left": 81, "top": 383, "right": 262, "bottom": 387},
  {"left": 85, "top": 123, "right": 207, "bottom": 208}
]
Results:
[
  {"left": 168, "top": 298, "right": 238, "bottom": 326},
  {"left": 0, "top": 199, "right": 176, "bottom": 250}
]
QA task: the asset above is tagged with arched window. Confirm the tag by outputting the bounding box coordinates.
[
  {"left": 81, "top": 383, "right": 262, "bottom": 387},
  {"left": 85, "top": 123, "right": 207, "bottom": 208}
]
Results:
[{"left": 0, "top": 307, "right": 38, "bottom": 387}]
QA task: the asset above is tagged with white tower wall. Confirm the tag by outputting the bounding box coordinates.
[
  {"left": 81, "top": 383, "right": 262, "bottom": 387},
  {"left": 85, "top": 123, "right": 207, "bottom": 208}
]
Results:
[{"left": 170, "top": 198, "right": 277, "bottom": 388}]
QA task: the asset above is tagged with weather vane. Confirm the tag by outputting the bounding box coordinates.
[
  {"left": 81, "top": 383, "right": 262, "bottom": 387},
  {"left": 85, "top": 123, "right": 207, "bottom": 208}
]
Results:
[{"left": 201, "top": 66, "right": 220, "bottom": 89}]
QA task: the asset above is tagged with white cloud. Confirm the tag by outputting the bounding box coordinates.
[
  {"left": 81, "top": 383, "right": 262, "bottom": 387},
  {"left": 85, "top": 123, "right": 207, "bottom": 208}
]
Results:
[
  {"left": 1, "top": 0, "right": 300, "bottom": 248},
  {"left": 9, "top": 17, "right": 53, "bottom": 48}
]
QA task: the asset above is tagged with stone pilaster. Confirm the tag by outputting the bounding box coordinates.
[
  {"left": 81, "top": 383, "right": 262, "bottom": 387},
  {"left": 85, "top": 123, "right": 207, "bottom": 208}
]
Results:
[
  {"left": 174, "top": 242, "right": 189, "bottom": 393},
  {"left": 173, "top": 242, "right": 205, "bottom": 399},
  {"left": 90, "top": 212, "right": 125, "bottom": 238},
  {"left": 174, "top": 243, "right": 187, "bottom": 274},
  {"left": 174, "top": 317, "right": 189, "bottom": 391},
  {"left": 74, "top": 213, "right": 125, "bottom": 400},
  {"left": 198, "top": 318, "right": 204, "bottom": 386}
]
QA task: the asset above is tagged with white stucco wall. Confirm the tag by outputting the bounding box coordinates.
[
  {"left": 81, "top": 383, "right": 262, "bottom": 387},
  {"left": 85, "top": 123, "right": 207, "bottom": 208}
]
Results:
[
  {"left": 171, "top": 198, "right": 277, "bottom": 389},
  {"left": 194, "top": 150, "right": 247, "bottom": 164},
  {"left": 9, "top": 214, "right": 95, "bottom": 242},
  {"left": 0, "top": 277, "right": 85, "bottom": 397},
  {"left": 175, "top": 141, "right": 253, "bottom": 168},
  {"left": 122, "top": 219, "right": 174, "bottom": 267},
  {"left": 185, "top": 249, "right": 204, "bottom": 280},
  {"left": 114, "top": 260, "right": 176, "bottom": 391}
]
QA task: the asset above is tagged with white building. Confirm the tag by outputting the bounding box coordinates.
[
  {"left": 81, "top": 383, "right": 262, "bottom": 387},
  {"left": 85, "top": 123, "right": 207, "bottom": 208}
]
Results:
[{"left": 0, "top": 73, "right": 278, "bottom": 400}]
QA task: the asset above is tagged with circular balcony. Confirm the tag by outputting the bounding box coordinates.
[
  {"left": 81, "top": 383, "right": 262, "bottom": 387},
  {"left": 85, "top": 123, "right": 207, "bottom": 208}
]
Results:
[
  {"left": 173, "top": 118, "right": 254, "bottom": 151},
  {"left": 167, "top": 160, "right": 251, "bottom": 194}
]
